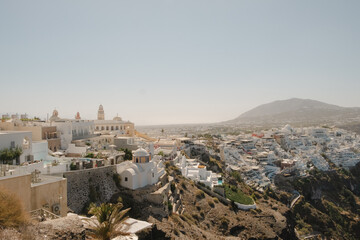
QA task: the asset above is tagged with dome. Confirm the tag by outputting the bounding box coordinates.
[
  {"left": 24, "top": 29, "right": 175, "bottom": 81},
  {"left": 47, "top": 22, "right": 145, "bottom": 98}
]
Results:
[
  {"left": 133, "top": 147, "right": 149, "bottom": 157},
  {"left": 52, "top": 109, "right": 58, "bottom": 117},
  {"left": 50, "top": 109, "right": 61, "bottom": 122},
  {"left": 113, "top": 116, "right": 122, "bottom": 121},
  {"left": 99, "top": 105, "right": 104, "bottom": 110}
]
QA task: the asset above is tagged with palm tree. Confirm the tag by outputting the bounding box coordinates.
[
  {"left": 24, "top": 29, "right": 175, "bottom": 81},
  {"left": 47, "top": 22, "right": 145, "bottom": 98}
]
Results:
[{"left": 87, "top": 200, "right": 131, "bottom": 240}]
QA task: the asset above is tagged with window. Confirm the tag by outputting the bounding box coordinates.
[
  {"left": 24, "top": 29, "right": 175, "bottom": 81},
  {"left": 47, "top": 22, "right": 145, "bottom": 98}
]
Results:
[
  {"left": 125, "top": 177, "right": 128, "bottom": 182},
  {"left": 152, "top": 173, "right": 154, "bottom": 177},
  {"left": 10, "top": 141, "right": 15, "bottom": 149}
]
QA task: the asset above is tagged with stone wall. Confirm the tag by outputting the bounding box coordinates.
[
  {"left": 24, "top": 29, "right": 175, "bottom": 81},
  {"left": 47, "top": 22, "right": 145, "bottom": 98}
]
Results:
[
  {"left": 196, "top": 183, "right": 230, "bottom": 205},
  {"left": 63, "top": 165, "right": 119, "bottom": 213}
]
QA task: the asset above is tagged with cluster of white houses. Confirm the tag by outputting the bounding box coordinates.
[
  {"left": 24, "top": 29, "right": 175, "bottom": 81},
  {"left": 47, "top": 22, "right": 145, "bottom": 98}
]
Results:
[
  {"left": 0, "top": 105, "right": 135, "bottom": 163},
  {"left": 0, "top": 106, "right": 167, "bottom": 219},
  {"left": 222, "top": 124, "right": 360, "bottom": 191},
  {"left": 170, "top": 153, "right": 222, "bottom": 190}
]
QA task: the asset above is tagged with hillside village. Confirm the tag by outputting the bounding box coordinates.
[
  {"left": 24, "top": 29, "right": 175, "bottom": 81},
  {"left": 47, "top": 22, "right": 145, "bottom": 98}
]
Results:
[{"left": 1, "top": 105, "right": 360, "bottom": 239}]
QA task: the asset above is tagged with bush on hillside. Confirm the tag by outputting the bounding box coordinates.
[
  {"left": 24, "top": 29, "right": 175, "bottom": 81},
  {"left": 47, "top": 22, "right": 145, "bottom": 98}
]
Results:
[
  {"left": 195, "top": 190, "right": 205, "bottom": 200},
  {"left": 0, "top": 187, "right": 28, "bottom": 228}
]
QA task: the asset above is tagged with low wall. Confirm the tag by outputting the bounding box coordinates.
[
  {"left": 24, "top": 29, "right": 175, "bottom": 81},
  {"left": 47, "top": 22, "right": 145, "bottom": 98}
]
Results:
[
  {"left": 234, "top": 202, "right": 256, "bottom": 210},
  {"left": 196, "top": 183, "right": 230, "bottom": 205},
  {"left": 43, "top": 164, "right": 69, "bottom": 175},
  {"left": 145, "top": 183, "right": 169, "bottom": 205},
  {"left": 63, "top": 165, "right": 119, "bottom": 213},
  {"left": 20, "top": 162, "right": 44, "bottom": 173}
]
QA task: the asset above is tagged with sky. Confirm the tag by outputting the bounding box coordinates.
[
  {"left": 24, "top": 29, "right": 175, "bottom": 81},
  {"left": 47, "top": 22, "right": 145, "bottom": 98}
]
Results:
[{"left": 1, "top": 0, "right": 360, "bottom": 125}]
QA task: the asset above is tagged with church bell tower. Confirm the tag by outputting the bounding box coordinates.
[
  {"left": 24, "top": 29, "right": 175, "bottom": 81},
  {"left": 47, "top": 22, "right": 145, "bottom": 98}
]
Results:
[{"left": 98, "top": 105, "right": 105, "bottom": 120}]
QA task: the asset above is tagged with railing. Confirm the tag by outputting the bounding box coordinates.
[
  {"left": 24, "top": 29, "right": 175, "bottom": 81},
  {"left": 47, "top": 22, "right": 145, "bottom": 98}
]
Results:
[
  {"left": 0, "top": 164, "right": 24, "bottom": 177},
  {"left": 29, "top": 208, "right": 60, "bottom": 221}
]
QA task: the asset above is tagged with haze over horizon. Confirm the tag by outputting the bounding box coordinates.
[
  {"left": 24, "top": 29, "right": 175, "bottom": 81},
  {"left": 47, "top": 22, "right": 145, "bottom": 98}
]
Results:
[{"left": 1, "top": 0, "right": 360, "bottom": 125}]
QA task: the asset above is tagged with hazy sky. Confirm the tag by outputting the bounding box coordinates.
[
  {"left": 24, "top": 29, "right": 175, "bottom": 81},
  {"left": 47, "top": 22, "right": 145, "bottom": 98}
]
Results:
[{"left": 1, "top": 0, "right": 359, "bottom": 125}]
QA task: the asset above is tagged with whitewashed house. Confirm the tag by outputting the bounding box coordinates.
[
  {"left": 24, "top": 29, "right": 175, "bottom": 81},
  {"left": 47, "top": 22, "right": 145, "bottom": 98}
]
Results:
[
  {"left": 177, "top": 155, "right": 221, "bottom": 189},
  {"left": 116, "top": 148, "right": 165, "bottom": 190}
]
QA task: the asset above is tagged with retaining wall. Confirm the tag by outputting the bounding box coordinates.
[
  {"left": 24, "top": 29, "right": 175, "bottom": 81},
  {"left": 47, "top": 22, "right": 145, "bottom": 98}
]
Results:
[{"left": 63, "top": 165, "right": 119, "bottom": 213}]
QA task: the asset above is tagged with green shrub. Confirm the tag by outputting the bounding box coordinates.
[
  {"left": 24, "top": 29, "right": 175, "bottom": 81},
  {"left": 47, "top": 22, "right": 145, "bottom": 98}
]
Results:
[
  {"left": 195, "top": 190, "right": 205, "bottom": 200},
  {"left": 70, "top": 162, "right": 77, "bottom": 170},
  {"left": 220, "top": 217, "right": 229, "bottom": 230},
  {"left": 85, "top": 153, "right": 95, "bottom": 158},
  {"left": 168, "top": 202, "right": 173, "bottom": 212},
  {"left": 231, "top": 171, "right": 243, "bottom": 183},
  {"left": 191, "top": 213, "right": 200, "bottom": 222}
]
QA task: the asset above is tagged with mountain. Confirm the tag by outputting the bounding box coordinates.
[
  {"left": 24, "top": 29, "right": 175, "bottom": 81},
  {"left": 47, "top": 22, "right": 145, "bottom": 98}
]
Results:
[{"left": 229, "top": 98, "right": 360, "bottom": 125}]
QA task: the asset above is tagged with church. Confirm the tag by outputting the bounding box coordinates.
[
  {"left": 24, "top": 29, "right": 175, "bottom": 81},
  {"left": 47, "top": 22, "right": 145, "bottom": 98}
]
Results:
[
  {"left": 116, "top": 147, "right": 165, "bottom": 190},
  {"left": 94, "top": 105, "right": 135, "bottom": 136}
]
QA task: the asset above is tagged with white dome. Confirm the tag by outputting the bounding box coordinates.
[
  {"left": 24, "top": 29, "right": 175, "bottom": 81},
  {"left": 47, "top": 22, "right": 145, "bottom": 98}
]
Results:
[{"left": 133, "top": 148, "right": 149, "bottom": 157}]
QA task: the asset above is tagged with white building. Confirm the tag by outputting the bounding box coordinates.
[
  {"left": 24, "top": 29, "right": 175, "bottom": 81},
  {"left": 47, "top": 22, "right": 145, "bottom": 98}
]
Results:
[
  {"left": 32, "top": 140, "right": 49, "bottom": 161},
  {"left": 48, "top": 109, "right": 95, "bottom": 149},
  {"left": 51, "top": 120, "right": 95, "bottom": 149},
  {"left": 177, "top": 155, "right": 221, "bottom": 189},
  {"left": 116, "top": 148, "right": 165, "bottom": 190},
  {"left": 0, "top": 131, "right": 33, "bottom": 164}
]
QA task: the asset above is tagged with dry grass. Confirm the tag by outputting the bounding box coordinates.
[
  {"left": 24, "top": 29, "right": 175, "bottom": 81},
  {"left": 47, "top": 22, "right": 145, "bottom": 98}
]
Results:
[{"left": 0, "top": 187, "right": 28, "bottom": 228}]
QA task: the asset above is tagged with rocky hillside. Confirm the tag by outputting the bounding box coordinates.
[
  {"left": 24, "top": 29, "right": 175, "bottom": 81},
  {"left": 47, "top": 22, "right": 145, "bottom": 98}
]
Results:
[
  {"left": 141, "top": 166, "right": 296, "bottom": 240},
  {"left": 275, "top": 163, "right": 360, "bottom": 239},
  {"left": 228, "top": 98, "right": 360, "bottom": 125}
]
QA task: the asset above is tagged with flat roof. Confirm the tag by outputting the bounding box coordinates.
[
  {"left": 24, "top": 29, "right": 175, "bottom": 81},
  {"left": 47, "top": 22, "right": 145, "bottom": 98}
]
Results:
[
  {"left": 0, "top": 131, "right": 32, "bottom": 134},
  {"left": 31, "top": 175, "right": 65, "bottom": 187}
]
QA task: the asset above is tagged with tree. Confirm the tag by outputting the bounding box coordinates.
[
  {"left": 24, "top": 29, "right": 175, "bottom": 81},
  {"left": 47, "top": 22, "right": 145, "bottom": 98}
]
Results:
[
  {"left": 120, "top": 148, "right": 132, "bottom": 160},
  {"left": 0, "top": 147, "right": 22, "bottom": 165},
  {"left": 87, "top": 200, "right": 131, "bottom": 240}
]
